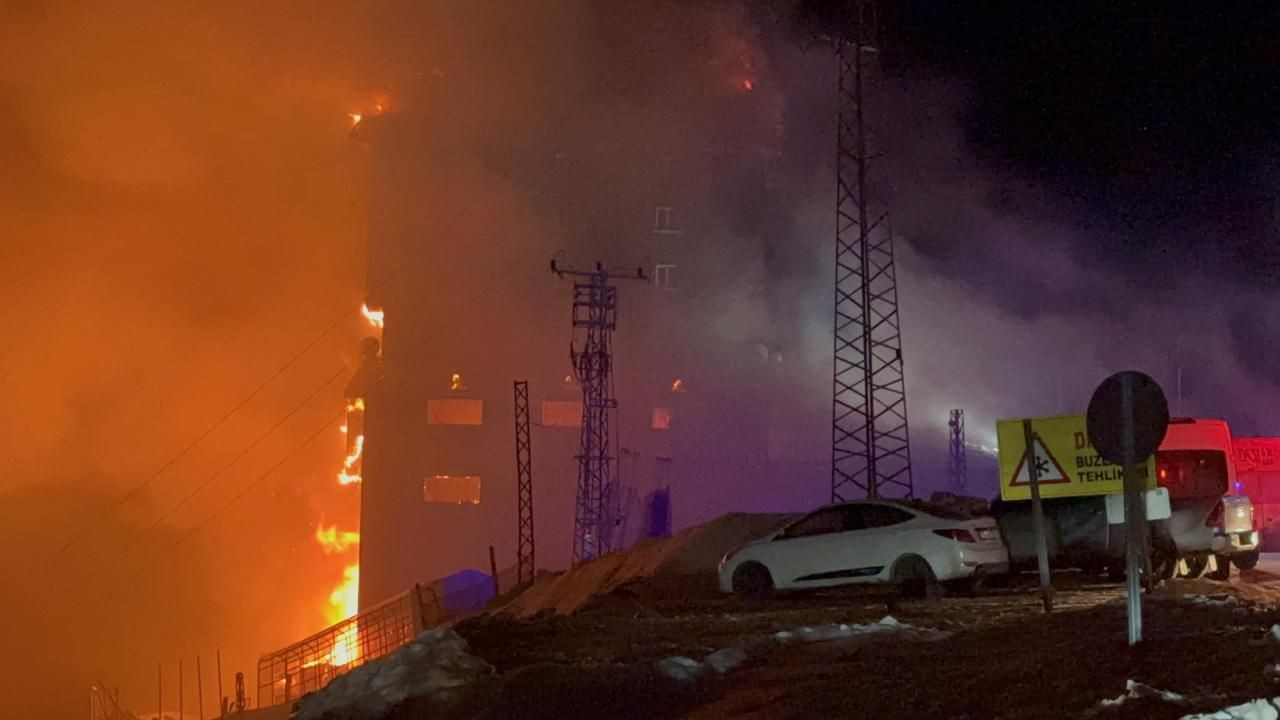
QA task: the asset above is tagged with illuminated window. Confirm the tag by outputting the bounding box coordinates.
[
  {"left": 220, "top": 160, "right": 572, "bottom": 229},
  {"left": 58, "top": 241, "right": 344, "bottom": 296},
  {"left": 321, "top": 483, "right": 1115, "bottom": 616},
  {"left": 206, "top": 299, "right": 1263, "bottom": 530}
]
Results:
[
  {"left": 652, "top": 408, "right": 672, "bottom": 430},
  {"left": 423, "top": 475, "right": 482, "bottom": 504},
  {"left": 654, "top": 264, "right": 676, "bottom": 289},
  {"left": 542, "top": 400, "right": 582, "bottom": 427},
  {"left": 653, "top": 206, "right": 681, "bottom": 234},
  {"left": 426, "top": 398, "right": 483, "bottom": 425}
]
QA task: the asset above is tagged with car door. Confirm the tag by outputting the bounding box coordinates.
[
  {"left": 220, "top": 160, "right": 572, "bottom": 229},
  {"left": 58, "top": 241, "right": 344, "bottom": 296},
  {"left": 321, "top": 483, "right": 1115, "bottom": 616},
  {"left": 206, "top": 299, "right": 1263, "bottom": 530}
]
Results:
[
  {"left": 763, "top": 507, "right": 851, "bottom": 588},
  {"left": 834, "top": 503, "right": 918, "bottom": 582}
]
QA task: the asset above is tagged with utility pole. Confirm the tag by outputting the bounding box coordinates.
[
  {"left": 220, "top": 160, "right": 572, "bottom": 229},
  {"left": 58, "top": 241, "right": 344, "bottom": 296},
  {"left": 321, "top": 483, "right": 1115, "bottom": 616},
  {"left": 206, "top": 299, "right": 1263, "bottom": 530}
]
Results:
[
  {"left": 832, "top": 0, "right": 913, "bottom": 501},
  {"left": 551, "top": 260, "right": 645, "bottom": 562},
  {"left": 948, "top": 409, "right": 967, "bottom": 494},
  {"left": 513, "top": 380, "right": 535, "bottom": 585}
]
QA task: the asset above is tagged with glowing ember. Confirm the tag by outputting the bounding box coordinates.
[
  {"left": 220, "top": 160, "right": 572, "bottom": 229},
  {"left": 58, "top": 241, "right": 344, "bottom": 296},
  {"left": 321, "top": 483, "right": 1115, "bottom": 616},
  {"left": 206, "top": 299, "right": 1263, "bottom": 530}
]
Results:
[
  {"left": 361, "top": 303, "right": 384, "bottom": 329},
  {"left": 339, "top": 424, "right": 348, "bottom": 433},
  {"left": 450, "top": 373, "right": 464, "bottom": 391},
  {"left": 672, "top": 378, "right": 684, "bottom": 392},
  {"left": 741, "top": 79, "right": 754, "bottom": 91},
  {"left": 348, "top": 112, "right": 363, "bottom": 126},
  {"left": 315, "top": 523, "right": 360, "bottom": 554},
  {"left": 346, "top": 398, "right": 365, "bottom": 413}
]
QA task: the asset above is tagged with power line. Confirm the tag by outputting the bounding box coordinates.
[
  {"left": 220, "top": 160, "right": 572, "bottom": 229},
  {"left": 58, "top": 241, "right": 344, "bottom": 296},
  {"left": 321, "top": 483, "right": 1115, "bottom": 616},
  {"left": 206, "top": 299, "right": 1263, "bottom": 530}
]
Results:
[
  {"left": 76, "top": 364, "right": 350, "bottom": 583},
  {"left": 26, "top": 143, "right": 545, "bottom": 578},
  {"left": 125, "top": 410, "right": 346, "bottom": 583}
]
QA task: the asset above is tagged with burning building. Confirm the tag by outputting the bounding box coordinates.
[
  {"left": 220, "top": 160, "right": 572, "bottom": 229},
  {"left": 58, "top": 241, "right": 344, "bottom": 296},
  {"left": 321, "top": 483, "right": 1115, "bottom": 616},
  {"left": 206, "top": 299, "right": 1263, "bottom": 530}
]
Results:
[{"left": 353, "top": 24, "right": 831, "bottom": 608}]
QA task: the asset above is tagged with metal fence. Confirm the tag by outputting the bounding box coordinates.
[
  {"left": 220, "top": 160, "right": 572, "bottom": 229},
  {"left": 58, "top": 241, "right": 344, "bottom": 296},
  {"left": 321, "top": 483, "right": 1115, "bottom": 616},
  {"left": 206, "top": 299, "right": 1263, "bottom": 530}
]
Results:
[
  {"left": 256, "top": 588, "right": 421, "bottom": 706},
  {"left": 255, "top": 571, "right": 507, "bottom": 707}
]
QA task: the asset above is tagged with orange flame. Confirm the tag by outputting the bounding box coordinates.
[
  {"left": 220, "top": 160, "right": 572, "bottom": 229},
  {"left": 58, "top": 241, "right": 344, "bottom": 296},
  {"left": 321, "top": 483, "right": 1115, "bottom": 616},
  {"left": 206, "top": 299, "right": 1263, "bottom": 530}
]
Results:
[
  {"left": 348, "top": 112, "right": 363, "bottom": 126},
  {"left": 327, "top": 564, "right": 360, "bottom": 623},
  {"left": 672, "top": 378, "right": 684, "bottom": 392},
  {"left": 346, "top": 398, "right": 365, "bottom": 413},
  {"left": 450, "top": 373, "right": 464, "bottom": 391},
  {"left": 315, "top": 524, "right": 360, "bottom": 554},
  {"left": 337, "top": 434, "right": 364, "bottom": 486},
  {"left": 361, "top": 303, "right": 384, "bottom": 329}
]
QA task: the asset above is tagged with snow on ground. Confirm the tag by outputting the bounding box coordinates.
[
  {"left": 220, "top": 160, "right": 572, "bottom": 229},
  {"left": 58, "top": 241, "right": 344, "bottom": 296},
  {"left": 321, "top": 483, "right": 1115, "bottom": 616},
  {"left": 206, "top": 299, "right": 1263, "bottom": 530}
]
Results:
[
  {"left": 772, "top": 615, "right": 951, "bottom": 644},
  {"left": 1098, "top": 679, "right": 1187, "bottom": 708},
  {"left": 1184, "top": 594, "right": 1242, "bottom": 608},
  {"left": 1179, "top": 698, "right": 1280, "bottom": 720},
  {"left": 293, "top": 628, "right": 492, "bottom": 720},
  {"left": 500, "top": 512, "right": 792, "bottom": 619},
  {"left": 656, "top": 647, "right": 750, "bottom": 683}
]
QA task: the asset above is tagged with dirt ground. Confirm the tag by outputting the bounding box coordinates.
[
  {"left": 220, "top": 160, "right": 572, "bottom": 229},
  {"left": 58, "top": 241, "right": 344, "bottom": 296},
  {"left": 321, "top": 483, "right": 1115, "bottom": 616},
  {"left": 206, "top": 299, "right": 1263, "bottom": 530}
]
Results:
[{"left": 440, "top": 566, "right": 1280, "bottom": 720}]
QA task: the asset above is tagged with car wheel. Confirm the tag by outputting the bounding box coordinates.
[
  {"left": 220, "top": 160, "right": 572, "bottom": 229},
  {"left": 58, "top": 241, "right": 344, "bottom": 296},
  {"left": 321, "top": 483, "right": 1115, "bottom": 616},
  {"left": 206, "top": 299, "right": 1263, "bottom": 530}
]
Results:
[
  {"left": 892, "top": 555, "right": 940, "bottom": 600},
  {"left": 1177, "top": 555, "right": 1208, "bottom": 579},
  {"left": 1206, "top": 554, "right": 1231, "bottom": 581},
  {"left": 732, "top": 563, "right": 774, "bottom": 603},
  {"left": 1233, "top": 551, "right": 1260, "bottom": 571}
]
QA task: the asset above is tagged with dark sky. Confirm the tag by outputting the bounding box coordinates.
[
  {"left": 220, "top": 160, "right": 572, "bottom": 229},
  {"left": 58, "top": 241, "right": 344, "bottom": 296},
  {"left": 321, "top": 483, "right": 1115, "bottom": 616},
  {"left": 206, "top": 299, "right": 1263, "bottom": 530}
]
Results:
[{"left": 885, "top": 1, "right": 1280, "bottom": 279}]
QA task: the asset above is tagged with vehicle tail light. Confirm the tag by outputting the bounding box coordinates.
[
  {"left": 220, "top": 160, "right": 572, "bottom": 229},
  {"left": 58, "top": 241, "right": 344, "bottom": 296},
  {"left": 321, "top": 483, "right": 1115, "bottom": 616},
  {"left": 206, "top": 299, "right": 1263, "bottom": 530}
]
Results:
[
  {"left": 1205, "top": 501, "right": 1224, "bottom": 529},
  {"left": 934, "top": 528, "right": 977, "bottom": 543}
]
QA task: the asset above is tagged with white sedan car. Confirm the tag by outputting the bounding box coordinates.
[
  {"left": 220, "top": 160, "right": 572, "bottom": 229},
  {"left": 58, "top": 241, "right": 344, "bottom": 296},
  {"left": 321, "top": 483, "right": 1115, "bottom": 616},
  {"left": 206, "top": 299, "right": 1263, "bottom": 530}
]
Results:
[{"left": 718, "top": 500, "right": 1009, "bottom": 600}]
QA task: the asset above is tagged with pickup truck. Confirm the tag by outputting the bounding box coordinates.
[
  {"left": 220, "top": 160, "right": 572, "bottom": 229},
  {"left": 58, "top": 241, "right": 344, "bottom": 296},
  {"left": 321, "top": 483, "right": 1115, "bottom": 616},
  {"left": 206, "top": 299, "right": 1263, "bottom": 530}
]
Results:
[{"left": 991, "top": 418, "right": 1258, "bottom": 581}]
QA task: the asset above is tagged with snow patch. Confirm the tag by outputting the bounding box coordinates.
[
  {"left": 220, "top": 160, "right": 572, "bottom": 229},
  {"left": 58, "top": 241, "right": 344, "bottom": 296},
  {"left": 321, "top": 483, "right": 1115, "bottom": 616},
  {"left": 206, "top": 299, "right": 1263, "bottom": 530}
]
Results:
[
  {"left": 293, "top": 628, "right": 492, "bottom": 720},
  {"left": 656, "top": 646, "right": 748, "bottom": 682},
  {"left": 1099, "top": 679, "right": 1186, "bottom": 708},
  {"left": 1179, "top": 697, "right": 1280, "bottom": 720},
  {"left": 1183, "top": 594, "right": 1240, "bottom": 608},
  {"left": 773, "top": 615, "right": 949, "bottom": 644}
]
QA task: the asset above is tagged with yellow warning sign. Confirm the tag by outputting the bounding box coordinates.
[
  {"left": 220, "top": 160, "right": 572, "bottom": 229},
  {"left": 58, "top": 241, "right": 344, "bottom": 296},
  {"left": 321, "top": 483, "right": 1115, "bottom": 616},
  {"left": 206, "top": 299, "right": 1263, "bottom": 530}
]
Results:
[{"left": 997, "top": 415, "right": 1155, "bottom": 501}]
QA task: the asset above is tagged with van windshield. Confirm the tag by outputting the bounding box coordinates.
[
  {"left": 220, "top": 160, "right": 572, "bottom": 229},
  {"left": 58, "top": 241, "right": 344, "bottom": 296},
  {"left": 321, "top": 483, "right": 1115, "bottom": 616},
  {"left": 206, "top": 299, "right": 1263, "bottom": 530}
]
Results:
[{"left": 1156, "top": 450, "right": 1228, "bottom": 498}]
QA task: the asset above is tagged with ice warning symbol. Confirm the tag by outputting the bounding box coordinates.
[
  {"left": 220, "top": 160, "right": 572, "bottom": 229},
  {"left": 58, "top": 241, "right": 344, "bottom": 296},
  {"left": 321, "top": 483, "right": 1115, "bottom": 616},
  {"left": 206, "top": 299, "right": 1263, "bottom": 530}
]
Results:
[{"left": 1009, "top": 433, "right": 1072, "bottom": 486}]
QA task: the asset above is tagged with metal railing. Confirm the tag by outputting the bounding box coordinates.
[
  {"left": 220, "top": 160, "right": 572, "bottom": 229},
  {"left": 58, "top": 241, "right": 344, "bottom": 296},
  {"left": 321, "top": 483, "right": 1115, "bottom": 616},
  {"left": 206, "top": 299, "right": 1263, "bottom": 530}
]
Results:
[
  {"left": 256, "top": 588, "right": 422, "bottom": 706},
  {"left": 255, "top": 571, "right": 507, "bottom": 707}
]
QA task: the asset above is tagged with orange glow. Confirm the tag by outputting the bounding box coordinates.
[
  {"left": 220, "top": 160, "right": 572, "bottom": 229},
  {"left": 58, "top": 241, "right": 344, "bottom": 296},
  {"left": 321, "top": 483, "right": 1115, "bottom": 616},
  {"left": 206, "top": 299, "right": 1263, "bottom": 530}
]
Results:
[
  {"left": 315, "top": 523, "right": 360, "bottom": 554},
  {"left": 360, "top": 303, "right": 384, "bottom": 329},
  {"left": 337, "top": 434, "right": 364, "bottom": 485},
  {"left": 450, "top": 372, "right": 464, "bottom": 391},
  {"left": 346, "top": 398, "right": 365, "bottom": 413},
  {"left": 741, "top": 79, "right": 754, "bottom": 91},
  {"left": 672, "top": 378, "right": 684, "bottom": 392},
  {"left": 348, "top": 112, "right": 363, "bottom": 126},
  {"left": 328, "top": 564, "right": 360, "bottom": 623}
]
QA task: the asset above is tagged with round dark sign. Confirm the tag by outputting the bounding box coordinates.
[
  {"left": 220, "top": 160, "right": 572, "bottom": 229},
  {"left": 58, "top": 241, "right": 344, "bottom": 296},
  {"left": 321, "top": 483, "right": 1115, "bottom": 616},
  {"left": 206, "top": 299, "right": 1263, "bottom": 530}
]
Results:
[{"left": 1086, "top": 371, "right": 1170, "bottom": 465}]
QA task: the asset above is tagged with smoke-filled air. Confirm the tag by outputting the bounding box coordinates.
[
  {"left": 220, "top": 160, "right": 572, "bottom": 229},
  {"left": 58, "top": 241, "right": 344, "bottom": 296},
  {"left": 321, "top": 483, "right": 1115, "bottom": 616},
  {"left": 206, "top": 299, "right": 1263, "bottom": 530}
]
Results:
[{"left": 6, "top": 1, "right": 1280, "bottom": 718}]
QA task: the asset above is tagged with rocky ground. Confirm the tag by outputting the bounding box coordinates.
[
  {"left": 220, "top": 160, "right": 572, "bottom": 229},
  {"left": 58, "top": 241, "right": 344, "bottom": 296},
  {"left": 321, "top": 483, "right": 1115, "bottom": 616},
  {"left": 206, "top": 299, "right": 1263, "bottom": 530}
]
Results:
[{"left": 430, "top": 567, "right": 1280, "bottom": 720}]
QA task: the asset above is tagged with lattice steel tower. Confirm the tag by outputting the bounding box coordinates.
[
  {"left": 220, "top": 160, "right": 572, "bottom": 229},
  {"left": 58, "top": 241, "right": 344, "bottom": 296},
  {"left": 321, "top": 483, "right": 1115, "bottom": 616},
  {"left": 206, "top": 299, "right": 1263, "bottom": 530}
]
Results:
[
  {"left": 552, "top": 260, "right": 645, "bottom": 563},
  {"left": 832, "top": 0, "right": 914, "bottom": 501},
  {"left": 948, "top": 408, "right": 967, "bottom": 494},
  {"left": 513, "top": 380, "right": 535, "bottom": 585}
]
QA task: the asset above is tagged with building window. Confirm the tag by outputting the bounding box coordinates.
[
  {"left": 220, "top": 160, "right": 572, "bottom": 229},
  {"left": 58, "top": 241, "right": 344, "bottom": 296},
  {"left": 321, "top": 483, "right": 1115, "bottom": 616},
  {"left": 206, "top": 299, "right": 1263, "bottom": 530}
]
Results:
[
  {"left": 653, "top": 206, "right": 681, "bottom": 234},
  {"left": 542, "top": 400, "right": 582, "bottom": 427},
  {"left": 423, "top": 475, "right": 482, "bottom": 504},
  {"left": 654, "top": 264, "right": 676, "bottom": 290},
  {"left": 426, "top": 398, "right": 483, "bottom": 425},
  {"left": 652, "top": 407, "right": 672, "bottom": 430}
]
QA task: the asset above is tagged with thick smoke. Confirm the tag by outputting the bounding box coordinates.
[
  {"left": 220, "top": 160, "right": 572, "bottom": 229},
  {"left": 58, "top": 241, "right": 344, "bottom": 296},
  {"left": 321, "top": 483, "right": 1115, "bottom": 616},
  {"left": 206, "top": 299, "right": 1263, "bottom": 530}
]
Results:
[{"left": 6, "top": 1, "right": 1279, "bottom": 717}]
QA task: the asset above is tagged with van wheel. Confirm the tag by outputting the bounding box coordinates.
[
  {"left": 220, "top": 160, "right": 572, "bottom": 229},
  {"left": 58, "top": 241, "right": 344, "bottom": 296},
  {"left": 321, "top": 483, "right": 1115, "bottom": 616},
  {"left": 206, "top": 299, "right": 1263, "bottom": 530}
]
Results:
[
  {"left": 892, "top": 555, "right": 940, "bottom": 600},
  {"left": 1206, "top": 554, "right": 1231, "bottom": 581},
  {"left": 732, "top": 563, "right": 774, "bottom": 603},
  {"left": 1233, "top": 551, "right": 1260, "bottom": 571}
]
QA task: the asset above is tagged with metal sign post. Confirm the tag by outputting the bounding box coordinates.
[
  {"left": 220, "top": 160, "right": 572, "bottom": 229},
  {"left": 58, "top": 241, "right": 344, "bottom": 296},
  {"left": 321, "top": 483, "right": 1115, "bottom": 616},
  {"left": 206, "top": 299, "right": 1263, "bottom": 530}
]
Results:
[
  {"left": 1087, "top": 370, "right": 1170, "bottom": 647},
  {"left": 1022, "top": 419, "right": 1054, "bottom": 612},
  {"left": 1120, "top": 373, "right": 1144, "bottom": 644}
]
